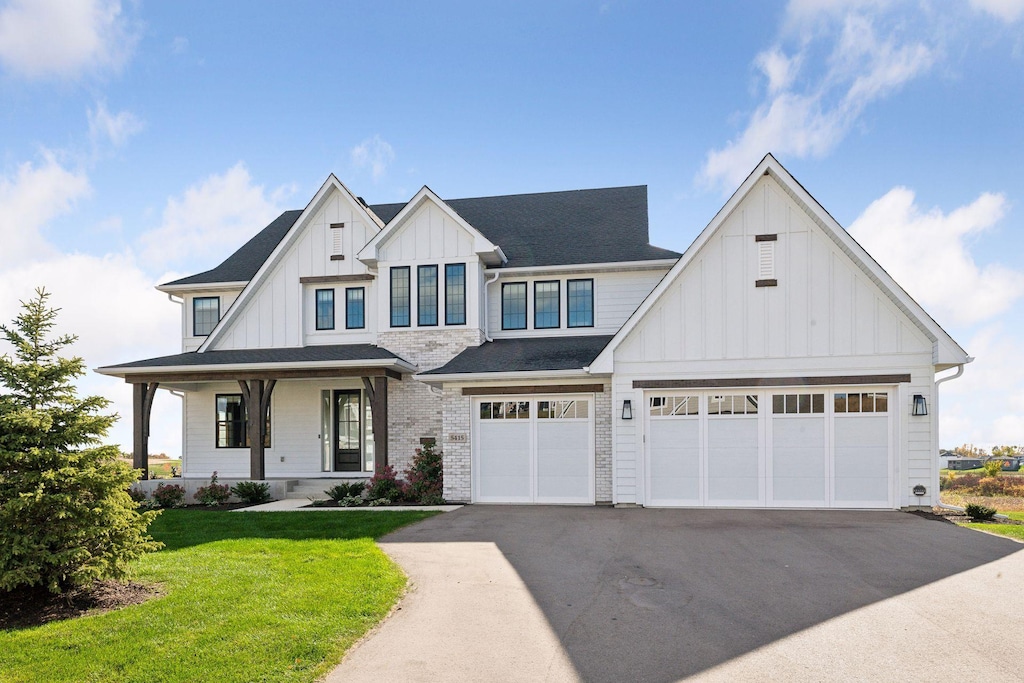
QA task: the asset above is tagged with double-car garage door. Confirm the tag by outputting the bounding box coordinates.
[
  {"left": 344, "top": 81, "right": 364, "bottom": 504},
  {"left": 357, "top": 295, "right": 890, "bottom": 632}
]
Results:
[
  {"left": 647, "top": 388, "right": 893, "bottom": 508},
  {"left": 473, "top": 395, "right": 595, "bottom": 504}
]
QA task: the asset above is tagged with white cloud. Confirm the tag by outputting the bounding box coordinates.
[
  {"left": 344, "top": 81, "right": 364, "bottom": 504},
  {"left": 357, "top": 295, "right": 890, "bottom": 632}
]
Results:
[
  {"left": 0, "top": 153, "right": 90, "bottom": 268},
  {"left": 88, "top": 101, "right": 144, "bottom": 148},
  {"left": 351, "top": 135, "right": 395, "bottom": 182},
  {"left": 701, "top": 6, "right": 935, "bottom": 188},
  {"left": 0, "top": 0, "right": 138, "bottom": 80},
  {"left": 849, "top": 187, "right": 1024, "bottom": 326},
  {"left": 969, "top": 0, "right": 1024, "bottom": 22},
  {"left": 138, "top": 163, "right": 291, "bottom": 270},
  {"left": 171, "top": 36, "right": 189, "bottom": 54}
]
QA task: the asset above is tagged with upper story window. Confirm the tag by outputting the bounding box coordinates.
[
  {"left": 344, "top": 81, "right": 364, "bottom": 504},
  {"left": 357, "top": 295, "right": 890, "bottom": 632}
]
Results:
[
  {"left": 567, "top": 279, "right": 594, "bottom": 328},
  {"left": 193, "top": 296, "right": 220, "bottom": 336},
  {"left": 418, "top": 265, "right": 438, "bottom": 326},
  {"left": 390, "top": 266, "right": 411, "bottom": 327},
  {"left": 502, "top": 282, "right": 527, "bottom": 330},
  {"left": 445, "top": 263, "right": 466, "bottom": 325},
  {"left": 534, "top": 281, "right": 560, "bottom": 329},
  {"left": 346, "top": 287, "right": 365, "bottom": 329},
  {"left": 315, "top": 289, "right": 335, "bottom": 330}
]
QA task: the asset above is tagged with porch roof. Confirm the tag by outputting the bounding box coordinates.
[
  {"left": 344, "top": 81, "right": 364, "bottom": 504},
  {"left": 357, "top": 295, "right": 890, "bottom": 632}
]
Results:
[
  {"left": 420, "top": 335, "right": 613, "bottom": 377},
  {"left": 95, "top": 344, "right": 416, "bottom": 382}
]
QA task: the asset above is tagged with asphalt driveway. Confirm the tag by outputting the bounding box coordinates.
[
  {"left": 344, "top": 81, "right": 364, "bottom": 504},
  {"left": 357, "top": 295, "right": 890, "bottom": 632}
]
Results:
[{"left": 328, "top": 507, "right": 1024, "bottom": 682}]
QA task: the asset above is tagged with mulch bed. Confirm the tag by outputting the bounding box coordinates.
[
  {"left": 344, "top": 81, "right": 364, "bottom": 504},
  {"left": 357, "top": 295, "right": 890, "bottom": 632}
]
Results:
[
  {"left": 0, "top": 580, "right": 162, "bottom": 630},
  {"left": 908, "top": 507, "right": 1024, "bottom": 525}
]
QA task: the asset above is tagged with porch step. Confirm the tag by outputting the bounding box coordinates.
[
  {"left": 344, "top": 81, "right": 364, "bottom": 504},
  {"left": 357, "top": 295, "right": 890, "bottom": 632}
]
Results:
[{"left": 285, "top": 478, "right": 370, "bottom": 500}]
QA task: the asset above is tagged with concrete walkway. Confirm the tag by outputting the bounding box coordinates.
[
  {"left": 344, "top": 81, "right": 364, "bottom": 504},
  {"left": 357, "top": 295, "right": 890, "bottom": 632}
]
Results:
[
  {"left": 326, "top": 506, "right": 1024, "bottom": 683},
  {"left": 231, "top": 498, "right": 462, "bottom": 512}
]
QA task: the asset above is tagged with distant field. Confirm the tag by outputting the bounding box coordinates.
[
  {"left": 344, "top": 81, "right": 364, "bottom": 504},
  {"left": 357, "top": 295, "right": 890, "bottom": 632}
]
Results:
[{"left": 118, "top": 457, "right": 182, "bottom": 478}]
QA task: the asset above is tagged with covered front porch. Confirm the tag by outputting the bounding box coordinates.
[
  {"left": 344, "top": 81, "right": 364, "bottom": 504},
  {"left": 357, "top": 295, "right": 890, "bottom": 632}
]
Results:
[{"left": 96, "top": 344, "right": 417, "bottom": 480}]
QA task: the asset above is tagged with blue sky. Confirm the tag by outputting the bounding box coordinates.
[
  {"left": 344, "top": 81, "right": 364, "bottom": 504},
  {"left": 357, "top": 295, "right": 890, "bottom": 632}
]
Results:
[{"left": 0, "top": 0, "right": 1022, "bottom": 455}]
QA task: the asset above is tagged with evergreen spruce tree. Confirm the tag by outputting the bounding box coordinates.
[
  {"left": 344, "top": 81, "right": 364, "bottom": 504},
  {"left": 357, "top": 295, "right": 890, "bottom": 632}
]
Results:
[{"left": 0, "top": 288, "right": 160, "bottom": 594}]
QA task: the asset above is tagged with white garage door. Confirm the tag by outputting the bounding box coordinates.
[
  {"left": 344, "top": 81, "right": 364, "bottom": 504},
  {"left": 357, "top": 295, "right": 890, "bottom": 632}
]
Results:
[
  {"left": 475, "top": 396, "right": 595, "bottom": 504},
  {"left": 646, "top": 388, "right": 892, "bottom": 509}
]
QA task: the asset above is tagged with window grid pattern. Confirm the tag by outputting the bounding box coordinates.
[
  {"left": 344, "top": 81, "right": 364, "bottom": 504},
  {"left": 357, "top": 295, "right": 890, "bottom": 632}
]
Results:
[
  {"left": 193, "top": 297, "right": 220, "bottom": 336},
  {"left": 418, "top": 265, "right": 438, "bottom": 326},
  {"left": 834, "top": 392, "right": 888, "bottom": 414},
  {"left": 216, "top": 394, "right": 270, "bottom": 448},
  {"left": 567, "top": 279, "right": 594, "bottom": 328},
  {"left": 502, "top": 283, "right": 527, "bottom": 330},
  {"left": 772, "top": 393, "right": 825, "bottom": 414},
  {"left": 390, "top": 267, "right": 410, "bottom": 327},
  {"left": 315, "top": 289, "right": 335, "bottom": 330},
  {"left": 346, "top": 287, "right": 365, "bottom": 329},
  {"left": 538, "top": 399, "right": 589, "bottom": 419},
  {"left": 707, "top": 394, "right": 759, "bottom": 415},
  {"left": 649, "top": 396, "right": 699, "bottom": 417},
  {"left": 534, "top": 281, "right": 560, "bottom": 329},
  {"left": 445, "top": 263, "right": 466, "bottom": 325},
  {"left": 479, "top": 401, "right": 530, "bottom": 420}
]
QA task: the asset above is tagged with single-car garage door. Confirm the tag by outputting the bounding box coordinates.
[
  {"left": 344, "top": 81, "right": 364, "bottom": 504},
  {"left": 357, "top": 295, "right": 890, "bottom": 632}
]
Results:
[
  {"left": 474, "top": 396, "right": 595, "bottom": 504},
  {"left": 646, "top": 388, "right": 892, "bottom": 509}
]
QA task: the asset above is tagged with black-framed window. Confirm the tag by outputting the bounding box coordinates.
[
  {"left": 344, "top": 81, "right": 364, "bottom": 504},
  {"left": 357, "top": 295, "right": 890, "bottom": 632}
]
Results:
[
  {"left": 390, "top": 266, "right": 410, "bottom": 327},
  {"left": 567, "top": 279, "right": 594, "bottom": 328},
  {"left": 534, "top": 281, "right": 560, "bottom": 329},
  {"left": 445, "top": 263, "right": 466, "bottom": 325},
  {"left": 502, "top": 282, "right": 527, "bottom": 330},
  {"left": 346, "top": 287, "right": 365, "bottom": 329},
  {"left": 215, "top": 394, "right": 271, "bottom": 448},
  {"left": 418, "top": 265, "right": 438, "bottom": 326},
  {"left": 193, "top": 296, "right": 220, "bottom": 336},
  {"left": 315, "top": 289, "right": 335, "bottom": 330}
]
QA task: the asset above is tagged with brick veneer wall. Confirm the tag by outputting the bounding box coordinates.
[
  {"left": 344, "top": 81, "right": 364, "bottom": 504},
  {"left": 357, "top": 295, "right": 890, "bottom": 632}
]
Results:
[
  {"left": 595, "top": 379, "right": 613, "bottom": 503},
  {"left": 377, "top": 329, "right": 484, "bottom": 481}
]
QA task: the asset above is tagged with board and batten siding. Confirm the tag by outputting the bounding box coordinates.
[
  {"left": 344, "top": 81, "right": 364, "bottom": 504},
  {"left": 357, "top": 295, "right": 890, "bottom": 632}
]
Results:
[
  {"left": 487, "top": 269, "right": 669, "bottom": 338},
  {"left": 610, "top": 176, "right": 940, "bottom": 508},
  {"left": 211, "top": 188, "right": 379, "bottom": 350}
]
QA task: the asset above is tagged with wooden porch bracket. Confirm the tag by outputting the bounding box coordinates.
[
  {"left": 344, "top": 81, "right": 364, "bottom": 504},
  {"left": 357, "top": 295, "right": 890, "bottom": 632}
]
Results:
[
  {"left": 238, "top": 379, "right": 277, "bottom": 480},
  {"left": 362, "top": 376, "right": 389, "bottom": 472},
  {"left": 132, "top": 381, "right": 159, "bottom": 479}
]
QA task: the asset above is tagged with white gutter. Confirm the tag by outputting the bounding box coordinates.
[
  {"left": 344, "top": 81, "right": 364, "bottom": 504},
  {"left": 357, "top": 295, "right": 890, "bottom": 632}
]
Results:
[
  {"left": 415, "top": 368, "right": 592, "bottom": 385},
  {"left": 933, "top": 360, "right": 971, "bottom": 511},
  {"left": 485, "top": 259, "right": 677, "bottom": 276},
  {"left": 96, "top": 357, "right": 418, "bottom": 378},
  {"left": 157, "top": 281, "right": 249, "bottom": 293},
  {"left": 482, "top": 271, "right": 500, "bottom": 342}
]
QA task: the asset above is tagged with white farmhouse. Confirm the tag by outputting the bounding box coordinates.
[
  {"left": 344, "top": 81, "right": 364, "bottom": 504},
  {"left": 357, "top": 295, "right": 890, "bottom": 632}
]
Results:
[{"left": 98, "top": 155, "right": 969, "bottom": 509}]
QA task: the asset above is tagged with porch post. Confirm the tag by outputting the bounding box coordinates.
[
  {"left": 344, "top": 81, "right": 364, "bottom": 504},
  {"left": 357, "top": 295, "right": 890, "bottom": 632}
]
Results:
[
  {"left": 238, "top": 379, "right": 276, "bottom": 480},
  {"left": 132, "top": 381, "right": 159, "bottom": 479},
  {"left": 372, "top": 375, "right": 388, "bottom": 471}
]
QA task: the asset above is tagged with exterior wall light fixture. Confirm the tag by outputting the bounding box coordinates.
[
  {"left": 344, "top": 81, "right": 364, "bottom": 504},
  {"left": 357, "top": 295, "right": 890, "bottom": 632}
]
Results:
[
  {"left": 912, "top": 394, "right": 928, "bottom": 416},
  {"left": 622, "top": 399, "right": 633, "bottom": 420}
]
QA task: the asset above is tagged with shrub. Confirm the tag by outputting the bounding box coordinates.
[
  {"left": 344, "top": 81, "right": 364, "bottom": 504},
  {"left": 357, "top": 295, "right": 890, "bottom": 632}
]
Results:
[
  {"left": 324, "top": 481, "right": 366, "bottom": 502},
  {"left": 152, "top": 483, "right": 186, "bottom": 508},
  {"left": 339, "top": 495, "right": 364, "bottom": 507},
  {"left": 983, "top": 460, "right": 1003, "bottom": 478},
  {"left": 0, "top": 288, "right": 160, "bottom": 593},
  {"left": 368, "top": 497, "right": 392, "bottom": 507},
  {"left": 965, "top": 503, "right": 997, "bottom": 521},
  {"left": 367, "top": 465, "right": 403, "bottom": 501},
  {"left": 404, "top": 441, "right": 444, "bottom": 504},
  {"left": 194, "top": 471, "right": 231, "bottom": 506},
  {"left": 128, "top": 487, "right": 148, "bottom": 503},
  {"left": 231, "top": 481, "right": 272, "bottom": 504}
]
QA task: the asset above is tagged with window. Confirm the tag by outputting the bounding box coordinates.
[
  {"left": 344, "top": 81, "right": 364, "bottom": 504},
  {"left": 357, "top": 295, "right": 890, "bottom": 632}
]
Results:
[
  {"left": 534, "top": 281, "right": 560, "bottom": 329},
  {"left": 479, "top": 401, "right": 530, "bottom": 420},
  {"left": 649, "top": 395, "right": 699, "bottom": 417},
  {"left": 315, "top": 289, "right": 335, "bottom": 330},
  {"left": 390, "top": 266, "right": 410, "bottom": 327},
  {"left": 567, "top": 279, "right": 594, "bottom": 328},
  {"left": 193, "top": 297, "right": 220, "bottom": 336},
  {"left": 445, "top": 263, "right": 466, "bottom": 325},
  {"left": 216, "top": 394, "right": 271, "bottom": 448},
  {"left": 418, "top": 265, "right": 438, "bottom": 326},
  {"left": 707, "top": 394, "right": 759, "bottom": 415},
  {"left": 772, "top": 393, "right": 825, "bottom": 414},
  {"left": 537, "top": 399, "right": 589, "bottom": 419},
  {"left": 834, "top": 392, "right": 888, "bottom": 414},
  {"left": 502, "top": 283, "right": 527, "bottom": 330},
  {"left": 346, "top": 287, "right": 365, "bottom": 329}
]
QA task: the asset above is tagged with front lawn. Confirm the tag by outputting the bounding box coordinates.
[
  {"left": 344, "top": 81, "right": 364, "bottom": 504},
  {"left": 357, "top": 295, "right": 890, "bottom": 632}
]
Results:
[{"left": 0, "top": 509, "right": 437, "bottom": 682}]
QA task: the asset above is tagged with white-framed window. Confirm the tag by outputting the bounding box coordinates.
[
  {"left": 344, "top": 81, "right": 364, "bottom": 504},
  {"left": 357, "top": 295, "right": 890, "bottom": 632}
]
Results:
[
  {"left": 834, "top": 392, "right": 888, "bottom": 414},
  {"left": 772, "top": 393, "right": 825, "bottom": 414},
  {"left": 707, "top": 394, "right": 759, "bottom": 415},
  {"left": 649, "top": 395, "right": 699, "bottom": 417}
]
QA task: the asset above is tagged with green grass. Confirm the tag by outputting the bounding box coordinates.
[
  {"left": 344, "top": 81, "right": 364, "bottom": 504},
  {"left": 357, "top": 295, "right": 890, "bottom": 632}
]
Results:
[
  {"left": 0, "top": 509, "right": 438, "bottom": 682},
  {"left": 960, "top": 510, "right": 1024, "bottom": 543}
]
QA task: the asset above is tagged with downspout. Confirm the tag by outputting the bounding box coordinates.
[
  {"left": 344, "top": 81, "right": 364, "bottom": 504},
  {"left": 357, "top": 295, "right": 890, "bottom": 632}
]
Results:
[
  {"left": 932, "top": 362, "right": 984, "bottom": 514},
  {"left": 482, "top": 271, "right": 500, "bottom": 342},
  {"left": 167, "top": 293, "right": 184, "bottom": 352}
]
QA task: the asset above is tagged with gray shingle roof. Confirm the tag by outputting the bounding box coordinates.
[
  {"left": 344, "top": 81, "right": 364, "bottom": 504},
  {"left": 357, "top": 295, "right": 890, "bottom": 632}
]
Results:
[
  {"left": 161, "top": 210, "right": 303, "bottom": 287},
  {"left": 372, "top": 186, "right": 680, "bottom": 268},
  {"left": 422, "top": 336, "right": 613, "bottom": 375},
  {"left": 101, "top": 344, "right": 407, "bottom": 371}
]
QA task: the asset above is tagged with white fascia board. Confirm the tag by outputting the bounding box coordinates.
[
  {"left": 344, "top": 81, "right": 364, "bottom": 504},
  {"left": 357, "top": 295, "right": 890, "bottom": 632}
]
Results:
[
  {"left": 198, "top": 176, "right": 369, "bottom": 352},
  {"left": 356, "top": 185, "right": 503, "bottom": 266},
  {"left": 414, "top": 368, "right": 592, "bottom": 385},
  {"left": 485, "top": 259, "right": 678, "bottom": 277},
  {"left": 96, "top": 357, "right": 418, "bottom": 379},
  {"left": 156, "top": 281, "right": 248, "bottom": 294}
]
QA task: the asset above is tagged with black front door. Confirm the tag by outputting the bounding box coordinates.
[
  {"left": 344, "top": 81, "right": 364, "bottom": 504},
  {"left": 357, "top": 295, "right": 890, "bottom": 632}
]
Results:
[{"left": 334, "top": 390, "right": 362, "bottom": 471}]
